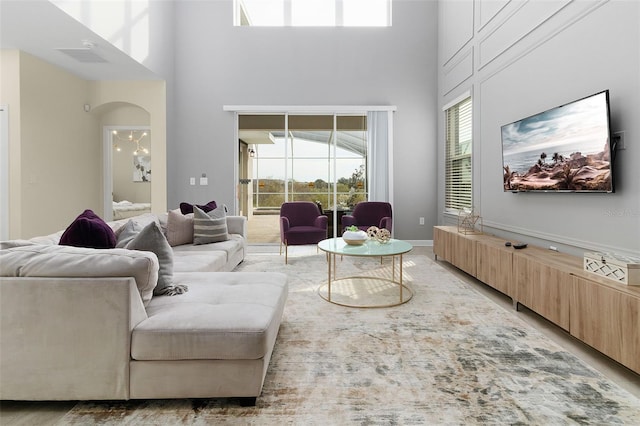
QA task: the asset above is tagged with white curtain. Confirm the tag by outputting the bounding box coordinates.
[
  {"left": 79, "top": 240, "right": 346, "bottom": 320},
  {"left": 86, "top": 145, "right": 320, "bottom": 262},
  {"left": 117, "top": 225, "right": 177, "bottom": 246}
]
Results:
[{"left": 367, "top": 111, "right": 393, "bottom": 204}]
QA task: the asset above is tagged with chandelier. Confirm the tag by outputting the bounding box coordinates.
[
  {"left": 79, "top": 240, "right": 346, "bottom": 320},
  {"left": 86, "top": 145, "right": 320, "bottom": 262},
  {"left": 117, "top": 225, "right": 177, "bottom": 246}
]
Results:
[{"left": 112, "top": 130, "right": 149, "bottom": 155}]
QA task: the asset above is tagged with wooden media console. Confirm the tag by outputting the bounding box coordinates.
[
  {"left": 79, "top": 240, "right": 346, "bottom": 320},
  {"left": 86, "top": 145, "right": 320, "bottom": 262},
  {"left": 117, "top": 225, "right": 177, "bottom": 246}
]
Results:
[{"left": 433, "top": 226, "right": 640, "bottom": 374}]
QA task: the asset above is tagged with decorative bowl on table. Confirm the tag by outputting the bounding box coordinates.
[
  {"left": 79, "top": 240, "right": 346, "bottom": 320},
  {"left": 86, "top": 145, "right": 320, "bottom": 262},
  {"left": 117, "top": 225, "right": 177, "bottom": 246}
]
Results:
[{"left": 342, "top": 229, "right": 368, "bottom": 245}]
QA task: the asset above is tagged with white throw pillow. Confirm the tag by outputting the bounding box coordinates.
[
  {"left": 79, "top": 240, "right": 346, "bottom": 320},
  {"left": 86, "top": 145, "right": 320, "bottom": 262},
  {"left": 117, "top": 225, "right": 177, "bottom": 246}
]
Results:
[{"left": 166, "top": 209, "right": 194, "bottom": 246}]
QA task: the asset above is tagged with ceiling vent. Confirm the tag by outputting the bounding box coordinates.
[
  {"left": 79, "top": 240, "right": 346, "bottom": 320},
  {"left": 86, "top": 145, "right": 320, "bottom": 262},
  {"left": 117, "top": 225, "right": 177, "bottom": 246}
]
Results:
[{"left": 56, "top": 48, "right": 107, "bottom": 63}]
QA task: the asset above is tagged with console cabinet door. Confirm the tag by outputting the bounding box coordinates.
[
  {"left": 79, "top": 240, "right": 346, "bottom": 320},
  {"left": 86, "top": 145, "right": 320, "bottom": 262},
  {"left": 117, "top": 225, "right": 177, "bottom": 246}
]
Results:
[
  {"left": 433, "top": 226, "right": 452, "bottom": 263},
  {"left": 476, "top": 241, "right": 513, "bottom": 297},
  {"left": 433, "top": 226, "right": 476, "bottom": 277},
  {"left": 570, "top": 276, "right": 640, "bottom": 374},
  {"left": 513, "top": 254, "right": 571, "bottom": 330},
  {"left": 452, "top": 233, "right": 476, "bottom": 276}
]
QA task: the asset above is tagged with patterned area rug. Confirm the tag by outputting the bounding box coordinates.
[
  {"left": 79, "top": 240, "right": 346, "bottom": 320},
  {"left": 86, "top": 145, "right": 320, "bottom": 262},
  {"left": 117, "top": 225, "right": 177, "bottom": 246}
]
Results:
[{"left": 62, "top": 246, "right": 640, "bottom": 425}]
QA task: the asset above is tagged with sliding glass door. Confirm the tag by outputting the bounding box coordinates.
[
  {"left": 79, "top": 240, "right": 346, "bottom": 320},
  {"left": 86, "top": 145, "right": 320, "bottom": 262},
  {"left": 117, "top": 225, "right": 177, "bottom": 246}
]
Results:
[{"left": 238, "top": 113, "right": 368, "bottom": 237}]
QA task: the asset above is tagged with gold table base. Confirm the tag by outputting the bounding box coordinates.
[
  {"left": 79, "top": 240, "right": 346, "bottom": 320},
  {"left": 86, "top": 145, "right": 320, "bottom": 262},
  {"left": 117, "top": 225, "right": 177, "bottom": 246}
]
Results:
[
  {"left": 318, "top": 277, "right": 413, "bottom": 308},
  {"left": 318, "top": 252, "right": 413, "bottom": 308}
]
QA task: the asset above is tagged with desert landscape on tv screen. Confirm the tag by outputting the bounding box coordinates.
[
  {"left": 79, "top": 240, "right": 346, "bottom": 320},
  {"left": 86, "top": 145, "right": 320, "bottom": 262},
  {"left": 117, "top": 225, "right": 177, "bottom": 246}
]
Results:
[{"left": 502, "top": 93, "right": 612, "bottom": 192}]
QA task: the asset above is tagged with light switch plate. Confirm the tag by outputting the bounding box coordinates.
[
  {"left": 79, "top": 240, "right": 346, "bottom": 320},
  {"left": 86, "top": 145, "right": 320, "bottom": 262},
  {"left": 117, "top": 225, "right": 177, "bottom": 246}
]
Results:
[
  {"left": 200, "top": 177, "right": 208, "bottom": 186},
  {"left": 189, "top": 177, "right": 196, "bottom": 185}
]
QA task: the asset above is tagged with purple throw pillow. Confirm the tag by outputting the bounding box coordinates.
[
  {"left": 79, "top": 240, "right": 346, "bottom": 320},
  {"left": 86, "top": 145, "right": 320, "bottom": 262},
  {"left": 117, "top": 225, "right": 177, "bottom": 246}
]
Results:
[
  {"left": 59, "top": 209, "right": 116, "bottom": 249},
  {"left": 179, "top": 200, "right": 217, "bottom": 215}
]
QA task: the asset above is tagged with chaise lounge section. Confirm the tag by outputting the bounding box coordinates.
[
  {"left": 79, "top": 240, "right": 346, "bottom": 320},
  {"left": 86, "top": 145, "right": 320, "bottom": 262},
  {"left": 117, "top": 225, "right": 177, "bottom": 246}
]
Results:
[{"left": 0, "top": 212, "right": 288, "bottom": 403}]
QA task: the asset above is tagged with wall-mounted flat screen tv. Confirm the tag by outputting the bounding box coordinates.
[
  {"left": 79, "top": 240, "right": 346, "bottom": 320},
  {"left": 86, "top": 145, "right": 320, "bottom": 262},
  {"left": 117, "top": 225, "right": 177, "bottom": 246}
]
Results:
[{"left": 501, "top": 90, "right": 614, "bottom": 193}]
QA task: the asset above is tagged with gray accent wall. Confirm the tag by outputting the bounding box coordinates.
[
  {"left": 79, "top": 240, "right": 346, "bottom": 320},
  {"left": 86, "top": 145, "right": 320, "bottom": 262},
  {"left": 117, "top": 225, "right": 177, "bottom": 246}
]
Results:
[
  {"left": 169, "top": 0, "right": 438, "bottom": 241},
  {"left": 438, "top": 0, "right": 640, "bottom": 257}
]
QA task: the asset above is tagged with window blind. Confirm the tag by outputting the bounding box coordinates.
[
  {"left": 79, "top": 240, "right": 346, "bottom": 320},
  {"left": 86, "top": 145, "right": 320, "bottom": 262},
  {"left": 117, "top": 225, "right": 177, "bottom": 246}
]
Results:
[{"left": 445, "top": 97, "right": 472, "bottom": 212}]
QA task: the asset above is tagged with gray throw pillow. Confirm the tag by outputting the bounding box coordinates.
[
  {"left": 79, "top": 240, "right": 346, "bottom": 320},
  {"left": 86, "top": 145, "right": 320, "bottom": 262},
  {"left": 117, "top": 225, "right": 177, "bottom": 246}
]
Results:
[
  {"left": 116, "top": 219, "right": 146, "bottom": 248},
  {"left": 125, "top": 222, "right": 187, "bottom": 296},
  {"left": 193, "top": 205, "right": 229, "bottom": 245},
  {"left": 115, "top": 214, "right": 160, "bottom": 248}
]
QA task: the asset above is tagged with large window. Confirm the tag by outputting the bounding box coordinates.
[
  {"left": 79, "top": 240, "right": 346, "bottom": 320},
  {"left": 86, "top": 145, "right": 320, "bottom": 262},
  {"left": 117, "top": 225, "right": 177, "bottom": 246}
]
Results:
[
  {"left": 444, "top": 97, "right": 472, "bottom": 212},
  {"left": 239, "top": 114, "right": 367, "bottom": 213},
  {"left": 235, "top": 0, "right": 391, "bottom": 27}
]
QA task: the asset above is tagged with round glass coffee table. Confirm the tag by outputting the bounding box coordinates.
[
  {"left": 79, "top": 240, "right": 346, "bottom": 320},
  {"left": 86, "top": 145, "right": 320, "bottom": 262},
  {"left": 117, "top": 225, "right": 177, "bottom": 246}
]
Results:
[{"left": 317, "top": 237, "right": 413, "bottom": 308}]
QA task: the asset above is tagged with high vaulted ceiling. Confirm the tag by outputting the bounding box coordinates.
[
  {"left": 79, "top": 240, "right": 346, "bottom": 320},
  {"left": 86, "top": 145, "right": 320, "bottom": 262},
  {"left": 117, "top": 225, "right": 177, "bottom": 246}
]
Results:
[{"left": 0, "top": 0, "right": 158, "bottom": 80}]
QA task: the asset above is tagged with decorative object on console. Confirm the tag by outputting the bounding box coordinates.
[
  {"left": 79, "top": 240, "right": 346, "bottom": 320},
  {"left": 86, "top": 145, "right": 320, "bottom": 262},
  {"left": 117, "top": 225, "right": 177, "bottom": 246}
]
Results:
[
  {"left": 457, "top": 206, "right": 483, "bottom": 235},
  {"left": 342, "top": 225, "right": 367, "bottom": 245},
  {"left": 584, "top": 252, "right": 640, "bottom": 286}
]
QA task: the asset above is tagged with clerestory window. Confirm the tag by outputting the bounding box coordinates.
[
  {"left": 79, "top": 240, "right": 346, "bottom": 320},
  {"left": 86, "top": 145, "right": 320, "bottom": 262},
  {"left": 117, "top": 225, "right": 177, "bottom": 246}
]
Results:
[{"left": 235, "top": 0, "right": 392, "bottom": 27}]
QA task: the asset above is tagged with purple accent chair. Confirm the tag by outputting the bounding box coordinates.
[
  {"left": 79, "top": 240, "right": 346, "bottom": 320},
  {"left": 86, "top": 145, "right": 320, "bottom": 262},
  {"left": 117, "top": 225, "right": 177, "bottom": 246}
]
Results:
[
  {"left": 341, "top": 202, "right": 393, "bottom": 233},
  {"left": 280, "top": 201, "right": 328, "bottom": 263}
]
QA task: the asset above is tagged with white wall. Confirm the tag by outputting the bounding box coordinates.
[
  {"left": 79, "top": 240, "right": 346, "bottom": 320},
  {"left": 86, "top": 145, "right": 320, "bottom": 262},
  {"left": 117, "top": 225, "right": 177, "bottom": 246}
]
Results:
[
  {"left": 0, "top": 50, "right": 22, "bottom": 239},
  {"left": 49, "top": 0, "right": 174, "bottom": 218},
  {"left": 51, "top": 0, "right": 176, "bottom": 82},
  {"left": 0, "top": 49, "right": 167, "bottom": 238},
  {"left": 438, "top": 0, "right": 640, "bottom": 256},
  {"left": 19, "top": 52, "right": 101, "bottom": 238},
  {"left": 0, "top": 104, "right": 9, "bottom": 240},
  {"left": 170, "top": 0, "right": 438, "bottom": 241}
]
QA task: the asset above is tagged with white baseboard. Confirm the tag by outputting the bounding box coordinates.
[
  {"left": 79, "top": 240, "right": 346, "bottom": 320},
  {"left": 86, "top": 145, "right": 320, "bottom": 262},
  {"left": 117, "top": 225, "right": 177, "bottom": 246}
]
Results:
[{"left": 406, "top": 240, "right": 432, "bottom": 247}]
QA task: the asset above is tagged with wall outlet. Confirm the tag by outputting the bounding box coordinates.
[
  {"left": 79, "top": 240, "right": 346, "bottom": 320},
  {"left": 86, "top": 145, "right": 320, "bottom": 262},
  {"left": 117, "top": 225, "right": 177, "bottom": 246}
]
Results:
[
  {"left": 419, "top": 217, "right": 425, "bottom": 225},
  {"left": 189, "top": 177, "right": 196, "bottom": 185}
]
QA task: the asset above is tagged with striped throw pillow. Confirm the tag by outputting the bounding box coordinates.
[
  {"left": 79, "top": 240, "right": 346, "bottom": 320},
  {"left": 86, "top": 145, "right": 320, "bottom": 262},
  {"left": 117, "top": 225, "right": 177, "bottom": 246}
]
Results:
[{"left": 193, "top": 205, "right": 228, "bottom": 245}]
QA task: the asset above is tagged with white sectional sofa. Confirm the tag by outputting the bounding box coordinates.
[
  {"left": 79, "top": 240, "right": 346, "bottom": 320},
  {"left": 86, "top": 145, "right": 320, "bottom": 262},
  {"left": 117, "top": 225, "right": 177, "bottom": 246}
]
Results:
[{"left": 0, "top": 213, "right": 288, "bottom": 404}]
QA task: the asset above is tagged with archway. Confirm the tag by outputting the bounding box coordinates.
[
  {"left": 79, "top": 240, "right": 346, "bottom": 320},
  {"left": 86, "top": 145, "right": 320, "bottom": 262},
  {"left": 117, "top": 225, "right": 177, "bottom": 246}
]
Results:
[{"left": 93, "top": 102, "right": 151, "bottom": 221}]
